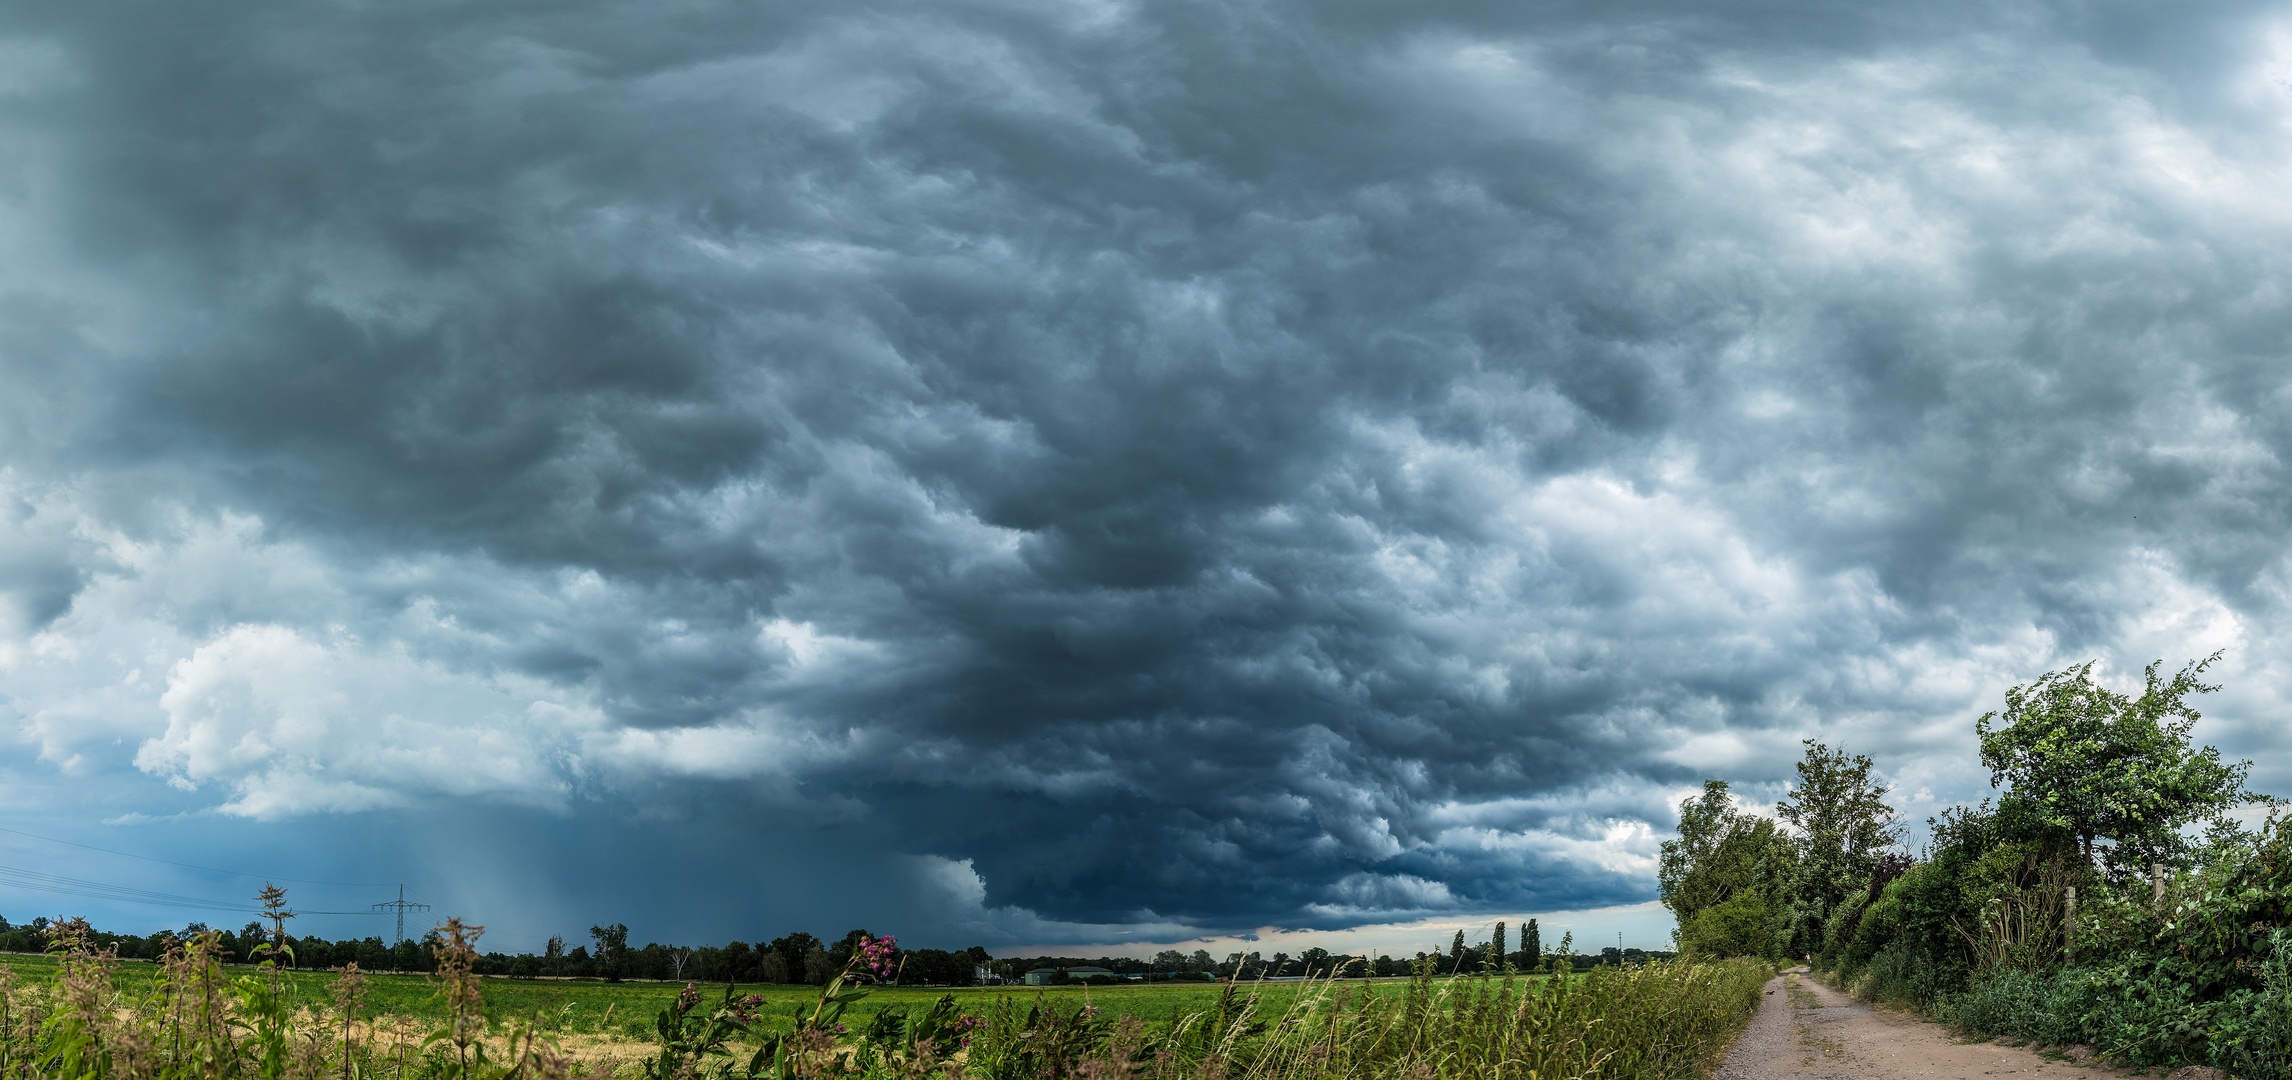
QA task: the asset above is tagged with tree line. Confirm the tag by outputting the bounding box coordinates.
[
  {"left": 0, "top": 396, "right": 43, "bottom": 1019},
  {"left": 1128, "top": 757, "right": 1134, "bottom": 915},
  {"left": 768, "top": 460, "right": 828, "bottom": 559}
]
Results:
[
  {"left": 1008, "top": 921, "right": 1673, "bottom": 983},
  {"left": 1662, "top": 654, "right": 2292, "bottom": 1073},
  {"left": 0, "top": 916, "right": 994, "bottom": 986},
  {"left": 1, "top": 907, "right": 1669, "bottom": 986}
]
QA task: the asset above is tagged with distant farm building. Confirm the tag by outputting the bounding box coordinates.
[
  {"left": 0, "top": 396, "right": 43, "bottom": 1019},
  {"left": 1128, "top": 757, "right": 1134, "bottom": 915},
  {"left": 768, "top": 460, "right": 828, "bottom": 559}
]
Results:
[{"left": 1023, "top": 965, "right": 1115, "bottom": 985}]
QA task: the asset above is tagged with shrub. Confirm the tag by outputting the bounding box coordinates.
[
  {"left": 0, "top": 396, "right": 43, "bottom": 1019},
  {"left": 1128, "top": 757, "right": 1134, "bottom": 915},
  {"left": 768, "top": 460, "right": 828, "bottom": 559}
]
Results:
[
  {"left": 1949, "top": 968, "right": 2049, "bottom": 1040},
  {"left": 2210, "top": 930, "right": 2292, "bottom": 1080},
  {"left": 1849, "top": 941, "right": 1953, "bottom": 1012},
  {"left": 2081, "top": 962, "right": 2206, "bottom": 1068},
  {"left": 1816, "top": 891, "right": 1864, "bottom": 969},
  {"left": 1677, "top": 891, "right": 1773, "bottom": 960},
  {"left": 1947, "top": 967, "right": 2093, "bottom": 1045}
]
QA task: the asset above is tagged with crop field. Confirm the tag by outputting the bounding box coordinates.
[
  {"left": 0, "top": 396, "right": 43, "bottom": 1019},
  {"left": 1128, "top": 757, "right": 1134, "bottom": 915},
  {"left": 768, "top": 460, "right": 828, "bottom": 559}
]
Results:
[
  {"left": 0, "top": 929, "right": 1768, "bottom": 1080},
  {"left": 0, "top": 952, "right": 1521, "bottom": 1039}
]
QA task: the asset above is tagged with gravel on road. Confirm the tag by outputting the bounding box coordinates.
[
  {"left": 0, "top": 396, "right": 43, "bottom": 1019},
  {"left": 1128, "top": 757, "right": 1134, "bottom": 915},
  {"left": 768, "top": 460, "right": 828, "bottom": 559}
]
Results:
[{"left": 1711, "top": 967, "right": 2218, "bottom": 1080}]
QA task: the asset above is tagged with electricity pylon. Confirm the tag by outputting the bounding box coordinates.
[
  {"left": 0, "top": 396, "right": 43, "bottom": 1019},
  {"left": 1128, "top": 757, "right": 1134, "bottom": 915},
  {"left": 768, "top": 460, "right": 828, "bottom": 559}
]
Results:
[{"left": 372, "top": 885, "right": 429, "bottom": 950}]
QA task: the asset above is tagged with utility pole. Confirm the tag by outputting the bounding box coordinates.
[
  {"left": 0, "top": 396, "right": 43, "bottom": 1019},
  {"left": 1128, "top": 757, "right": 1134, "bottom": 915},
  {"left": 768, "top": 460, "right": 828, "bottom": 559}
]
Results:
[{"left": 372, "top": 885, "right": 430, "bottom": 959}]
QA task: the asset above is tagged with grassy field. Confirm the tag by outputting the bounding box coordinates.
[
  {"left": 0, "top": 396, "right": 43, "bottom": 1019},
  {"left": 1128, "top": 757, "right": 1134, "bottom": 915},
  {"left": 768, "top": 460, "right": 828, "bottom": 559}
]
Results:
[
  {"left": 0, "top": 952, "right": 1529, "bottom": 1040},
  {"left": 0, "top": 943, "right": 1767, "bottom": 1079}
]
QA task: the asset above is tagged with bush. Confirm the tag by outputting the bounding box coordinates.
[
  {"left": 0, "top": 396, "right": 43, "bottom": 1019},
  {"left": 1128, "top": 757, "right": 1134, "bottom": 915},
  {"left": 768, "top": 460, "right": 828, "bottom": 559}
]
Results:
[
  {"left": 2210, "top": 930, "right": 2292, "bottom": 1079},
  {"left": 1949, "top": 968, "right": 2049, "bottom": 1039},
  {"left": 1850, "top": 941, "right": 1954, "bottom": 1012},
  {"left": 1947, "top": 967, "right": 2093, "bottom": 1045},
  {"left": 1816, "top": 892, "right": 1864, "bottom": 969},
  {"left": 1678, "top": 891, "right": 1774, "bottom": 960},
  {"left": 2081, "top": 963, "right": 2205, "bottom": 1068}
]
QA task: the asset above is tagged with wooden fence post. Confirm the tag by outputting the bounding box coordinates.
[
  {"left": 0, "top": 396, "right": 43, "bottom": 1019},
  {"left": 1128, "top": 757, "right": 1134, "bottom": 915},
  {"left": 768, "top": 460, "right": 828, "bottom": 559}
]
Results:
[
  {"left": 2153, "top": 862, "right": 2165, "bottom": 907},
  {"left": 2065, "top": 885, "right": 2077, "bottom": 964}
]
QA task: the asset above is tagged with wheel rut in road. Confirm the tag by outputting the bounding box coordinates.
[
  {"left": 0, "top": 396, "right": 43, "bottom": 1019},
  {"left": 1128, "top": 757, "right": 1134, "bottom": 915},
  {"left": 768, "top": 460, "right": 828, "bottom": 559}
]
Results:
[{"left": 1713, "top": 967, "right": 2194, "bottom": 1080}]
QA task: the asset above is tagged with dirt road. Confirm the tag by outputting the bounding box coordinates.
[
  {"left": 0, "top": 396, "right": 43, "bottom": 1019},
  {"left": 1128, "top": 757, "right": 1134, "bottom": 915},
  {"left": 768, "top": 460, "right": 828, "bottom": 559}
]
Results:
[{"left": 1713, "top": 968, "right": 2200, "bottom": 1080}]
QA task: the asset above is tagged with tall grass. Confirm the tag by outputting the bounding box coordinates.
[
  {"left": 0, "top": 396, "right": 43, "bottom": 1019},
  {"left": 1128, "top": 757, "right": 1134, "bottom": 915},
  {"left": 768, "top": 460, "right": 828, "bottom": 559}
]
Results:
[
  {"left": 0, "top": 921, "right": 1768, "bottom": 1080},
  {"left": 1010, "top": 955, "right": 1774, "bottom": 1080},
  {"left": 0, "top": 918, "right": 596, "bottom": 1080}
]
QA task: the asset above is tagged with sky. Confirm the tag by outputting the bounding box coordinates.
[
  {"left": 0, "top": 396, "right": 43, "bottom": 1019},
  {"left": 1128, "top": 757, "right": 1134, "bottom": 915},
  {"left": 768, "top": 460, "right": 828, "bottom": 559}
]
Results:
[{"left": 4, "top": 0, "right": 2292, "bottom": 958}]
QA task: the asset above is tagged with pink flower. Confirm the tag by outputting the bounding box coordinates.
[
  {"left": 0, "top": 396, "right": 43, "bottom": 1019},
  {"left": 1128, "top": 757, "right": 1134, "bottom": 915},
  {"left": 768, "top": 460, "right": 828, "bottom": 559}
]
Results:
[{"left": 857, "top": 934, "right": 900, "bottom": 977}]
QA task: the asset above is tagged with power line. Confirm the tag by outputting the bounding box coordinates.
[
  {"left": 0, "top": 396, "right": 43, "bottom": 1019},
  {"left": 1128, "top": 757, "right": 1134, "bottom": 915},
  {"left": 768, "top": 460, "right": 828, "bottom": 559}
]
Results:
[
  {"left": 0, "top": 862, "right": 253, "bottom": 913},
  {"left": 0, "top": 825, "right": 394, "bottom": 888},
  {"left": 0, "top": 862, "right": 392, "bottom": 920}
]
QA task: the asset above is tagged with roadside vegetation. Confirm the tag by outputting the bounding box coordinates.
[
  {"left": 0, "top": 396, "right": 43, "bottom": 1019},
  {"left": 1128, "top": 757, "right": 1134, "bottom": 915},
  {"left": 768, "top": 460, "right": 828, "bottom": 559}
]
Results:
[{"left": 1663, "top": 652, "right": 2292, "bottom": 1076}]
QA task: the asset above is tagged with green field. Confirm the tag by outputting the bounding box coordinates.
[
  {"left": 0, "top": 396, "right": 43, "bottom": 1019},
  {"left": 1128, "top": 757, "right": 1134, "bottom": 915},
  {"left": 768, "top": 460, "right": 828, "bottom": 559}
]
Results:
[
  {"left": 0, "top": 949, "right": 1762, "bottom": 1080},
  {"left": 0, "top": 953, "right": 1522, "bottom": 1041}
]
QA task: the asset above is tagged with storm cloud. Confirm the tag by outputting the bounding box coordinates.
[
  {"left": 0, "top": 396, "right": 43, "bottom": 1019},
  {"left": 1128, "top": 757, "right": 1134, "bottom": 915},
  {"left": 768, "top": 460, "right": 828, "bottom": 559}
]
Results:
[{"left": 5, "top": 0, "right": 2292, "bottom": 948}]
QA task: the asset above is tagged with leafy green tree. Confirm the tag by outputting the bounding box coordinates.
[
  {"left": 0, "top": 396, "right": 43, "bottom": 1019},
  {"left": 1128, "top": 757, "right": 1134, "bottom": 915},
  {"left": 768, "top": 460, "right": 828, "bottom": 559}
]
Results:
[
  {"left": 767, "top": 931, "right": 820, "bottom": 983},
  {"left": 1662, "top": 783, "right": 1783, "bottom": 919},
  {"left": 802, "top": 943, "right": 835, "bottom": 984},
  {"left": 1977, "top": 654, "right": 2255, "bottom": 880},
  {"left": 1776, "top": 740, "right": 1901, "bottom": 905},
  {"left": 589, "top": 923, "right": 629, "bottom": 982},
  {"left": 1766, "top": 740, "right": 1898, "bottom": 958},
  {"left": 1661, "top": 781, "right": 1738, "bottom": 923},
  {"left": 1661, "top": 779, "right": 1793, "bottom": 958}
]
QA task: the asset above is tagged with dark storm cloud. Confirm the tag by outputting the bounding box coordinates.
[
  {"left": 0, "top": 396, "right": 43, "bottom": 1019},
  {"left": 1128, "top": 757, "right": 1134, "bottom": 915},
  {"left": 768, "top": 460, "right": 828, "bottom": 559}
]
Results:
[{"left": 5, "top": 0, "right": 2292, "bottom": 942}]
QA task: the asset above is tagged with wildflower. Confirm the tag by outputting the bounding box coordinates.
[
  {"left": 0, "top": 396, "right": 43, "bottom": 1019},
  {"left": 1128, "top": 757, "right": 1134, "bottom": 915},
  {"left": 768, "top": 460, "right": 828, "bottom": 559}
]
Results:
[
  {"left": 954, "top": 1014, "right": 986, "bottom": 1049},
  {"left": 857, "top": 933, "right": 900, "bottom": 977},
  {"left": 677, "top": 983, "right": 701, "bottom": 1010}
]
